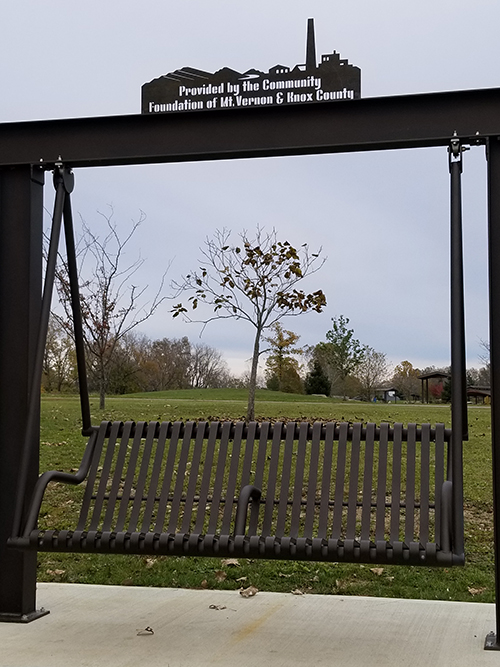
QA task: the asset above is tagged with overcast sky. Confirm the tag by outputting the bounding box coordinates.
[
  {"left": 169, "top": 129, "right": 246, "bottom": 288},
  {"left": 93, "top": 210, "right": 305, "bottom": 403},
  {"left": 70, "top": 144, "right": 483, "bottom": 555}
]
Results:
[{"left": 2, "top": 1, "right": 499, "bottom": 377}]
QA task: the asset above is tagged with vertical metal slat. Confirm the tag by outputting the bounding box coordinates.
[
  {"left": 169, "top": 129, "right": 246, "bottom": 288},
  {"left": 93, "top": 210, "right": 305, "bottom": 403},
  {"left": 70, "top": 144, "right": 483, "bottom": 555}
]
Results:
[
  {"left": 419, "top": 423, "right": 431, "bottom": 545},
  {"left": 390, "top": 423, "right": 403, "bottom": 543},
  {"left": 207, "top": 422, "right": 232, "bottom": 534},
  {"left": 240, "top": 422, "right": 258, "bottom": 488},
  {"left": 290, "top": 422, "right": 309, "bottom": 538},
  {"left": 102, "top": 421, "right": 134, "bottom": 532},
  {"left": 180, "top": 422, "right": 208, "bottom": 534},
  {"left": 375, "top": 423, "right": 389, "bottom": 543},
  {"left": 76, "top": 421, "right": 111, "bottom": 532},
  {"left": 88, "top": 421, "right": 122, "bottom": 531},
  {"left": 249, "top": 422, "right": 272, "bottom": 535},
  {"left": 261, "top": 422, "right": 284, "bottom": 536},
  {"left": 221, "top": 422, "right": 245, "bottom": 534},
  {"left": 129, "top": 422, "right": 158, "bottom": 532},
  {"left": 115, "top": 422, "right": 146, "bottom": 533},
  {"left": 318, "top": 422, "right": 334, "bottom": 539},
  {"left": 405, "top": 424, "right": 417, "bottom": 544},
  {"left": 275, "top": 423, "right": 296, "bottom": 537},
  {"left": 193, "top": 422, "right": 219, "bottom": 534},
  {"left": 141, "top": 422, "right": 170, "bottom": 533},
  {"left": 331, "top": 422, "right": 348, "bottom": 539},
  {"left": 434, "top": 424, "right": 446, "bottom": 545},
  {"left": 168, "top": 421, "right": 196, "bottom": 534},
  {"left": 304, "top": 422, "right": 322, "bottom": 538},
  {"left": 154, "top": 422, "right": 183, "bottom": 533},
  {"left": 346, "top": 423, "right": 362, "bottom": 540},
  {"left": 360, "top": 423, "right": 376, "bottom": 541}
]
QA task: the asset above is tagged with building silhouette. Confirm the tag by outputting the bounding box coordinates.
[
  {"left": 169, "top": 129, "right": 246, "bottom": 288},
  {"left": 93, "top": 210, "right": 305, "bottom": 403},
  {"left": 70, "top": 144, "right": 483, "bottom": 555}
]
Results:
[{"left": 142, "top": 19, "right": 361, "bottom": 114}]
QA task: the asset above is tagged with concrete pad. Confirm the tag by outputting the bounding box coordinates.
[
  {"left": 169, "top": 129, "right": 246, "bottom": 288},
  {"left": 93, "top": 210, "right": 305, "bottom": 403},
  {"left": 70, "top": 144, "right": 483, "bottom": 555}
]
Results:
[{"left": 1, "top": 583, "right": 499, "bottom": 666}]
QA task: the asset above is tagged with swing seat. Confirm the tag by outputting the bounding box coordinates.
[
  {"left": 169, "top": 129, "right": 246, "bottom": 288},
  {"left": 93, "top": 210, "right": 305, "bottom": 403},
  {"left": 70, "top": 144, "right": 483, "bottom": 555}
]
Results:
[{"left": 9, "top": 419, "right": 464, "bottom": 567}]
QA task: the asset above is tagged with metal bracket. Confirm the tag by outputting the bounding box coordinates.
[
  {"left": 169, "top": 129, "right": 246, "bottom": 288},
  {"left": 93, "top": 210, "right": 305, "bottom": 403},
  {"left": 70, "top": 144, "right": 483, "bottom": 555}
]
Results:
[
  {"left": 448, "top": 132, "right": 470, "bottom": 173},
  {"left": 52, "top": 159, "right": 74, "bottom": 194},
  {"left": 485, "top": 632, "right": 500, "bottom": 650},
  {"left": 30, "top": 164, "right": 45, "bottom": 186}
]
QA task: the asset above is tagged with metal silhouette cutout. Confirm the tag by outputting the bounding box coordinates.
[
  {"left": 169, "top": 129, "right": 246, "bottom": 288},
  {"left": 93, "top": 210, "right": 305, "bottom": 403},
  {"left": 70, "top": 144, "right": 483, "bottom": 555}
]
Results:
[{"left": 142, "top": 19, "right": 361, "bottom": 114}]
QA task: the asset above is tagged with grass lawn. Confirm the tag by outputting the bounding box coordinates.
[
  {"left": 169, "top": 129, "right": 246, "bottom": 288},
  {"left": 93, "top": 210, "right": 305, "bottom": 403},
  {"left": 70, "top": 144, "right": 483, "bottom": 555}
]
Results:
[{"left": 37, "top": 389, "right": 494, "bottom": 603}]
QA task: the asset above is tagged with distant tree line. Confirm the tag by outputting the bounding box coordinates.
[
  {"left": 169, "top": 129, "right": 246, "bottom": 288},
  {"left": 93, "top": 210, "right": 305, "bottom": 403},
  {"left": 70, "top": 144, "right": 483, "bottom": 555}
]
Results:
[
  {"left": 44, "top": 310, "right": 491, "bottom": 404},
  {"left": 264, "top": 316, "right": 491, "bottom": 403},
  {"left": 42, "top": 317, "right": 237, "bottom": 396}
]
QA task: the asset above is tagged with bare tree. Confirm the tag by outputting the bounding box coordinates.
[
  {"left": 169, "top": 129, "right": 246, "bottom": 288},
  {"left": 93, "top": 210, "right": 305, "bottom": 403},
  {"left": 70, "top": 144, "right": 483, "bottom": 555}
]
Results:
[
  {"left": 189, "top": 342, "right": 231, "bottom": 388},
  {"left": 143, "top": 337, "right": 192, "bottom": 391},
  {"left": 42, "top": 316, "right": 76, "bottom": 392},
  {"left": 172, "top": 227, "right": 326, "bottom": 420},
  {"left": 354, "top": 347, "right": 389, "bottom": 402},
  {"left": 53, "top": 207, "right": 165, "bottom": 408},
  {"left": 479, "top": 339, "right": 490, "bottom": 363}
]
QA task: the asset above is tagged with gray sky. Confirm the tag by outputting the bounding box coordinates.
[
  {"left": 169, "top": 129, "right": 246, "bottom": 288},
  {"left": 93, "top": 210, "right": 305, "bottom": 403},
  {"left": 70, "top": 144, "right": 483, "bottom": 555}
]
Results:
[{"left": 2, "top": 1, "right": 498, "bottom": 376}]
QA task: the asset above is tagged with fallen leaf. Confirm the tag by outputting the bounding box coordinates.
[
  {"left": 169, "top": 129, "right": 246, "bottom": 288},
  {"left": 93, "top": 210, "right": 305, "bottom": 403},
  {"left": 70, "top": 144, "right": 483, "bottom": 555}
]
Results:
[
  {"left": 145, "top": 558, "right": 156, "bottom": 569},
  {"left": 46, "top": 569, "right": 65, "bottom": 576},
  {"left": 137, "top": 627, "right": 154, "bottom": 636},
  {"left": 240, "top": 586, "right": 258, "bottom": 598},
  {"left": 215, "top": 570, "right": 227, "bottom": 583},
  {"left": 468, "top": 586, "right": 486, "bottom": 596},
  {"left": 278, "top": 572, "right": 292, "bottom": 578},
  {"left": 222, "top": 558, "right": 240, "bottom": 567},
  {"left": 370, "top": 568, "right": 384, "bottom": 576},
  {"left": 291, "top": 589, "right": 304, "bottom": 595},
  {"left": 236, "top": 576, "right": 247, "bottom": 583},
  {"left": 200, "top": 579, "right": 209, "bottom": 589},
  {"left": 209, "top": 604, "right": 227, "bottom": 611}
]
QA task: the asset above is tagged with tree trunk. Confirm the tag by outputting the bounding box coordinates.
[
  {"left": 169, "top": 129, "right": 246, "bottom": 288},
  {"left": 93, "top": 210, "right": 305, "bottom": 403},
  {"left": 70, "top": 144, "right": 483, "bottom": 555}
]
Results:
[
  {"left": 246, "top": 328, "right": 261, "bottom": 422},
  {"left": 99, "top": 384, "right": 105, "bottom": 410},
  {"left": 99, "top": 363, "right": 106, "bottom": 410},
  {"left": 341, "top": 374, "right": 347, "bottom": 401}
]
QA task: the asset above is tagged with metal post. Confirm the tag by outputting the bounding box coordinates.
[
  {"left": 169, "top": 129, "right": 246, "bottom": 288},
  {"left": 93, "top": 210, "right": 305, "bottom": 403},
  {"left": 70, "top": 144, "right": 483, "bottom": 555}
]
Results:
[
  {"left": 0, "top": 165, "right": 48, "bottom": 622},
  {"left": 485, "top": 136, "right": 500, "bottom": 649},
  {"left": 448, "top": 137, "right": 466, "bottom": 564}
]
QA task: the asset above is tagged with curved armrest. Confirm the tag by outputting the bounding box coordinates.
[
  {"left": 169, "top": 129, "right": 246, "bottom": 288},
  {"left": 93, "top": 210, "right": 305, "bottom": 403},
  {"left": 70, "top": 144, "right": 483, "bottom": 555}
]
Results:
[
  {"left": 234, "top": 485, "right": 262, "bottom": 536},
  {"left": 16, "top": 427, "right": 100, "bottom": 539}
]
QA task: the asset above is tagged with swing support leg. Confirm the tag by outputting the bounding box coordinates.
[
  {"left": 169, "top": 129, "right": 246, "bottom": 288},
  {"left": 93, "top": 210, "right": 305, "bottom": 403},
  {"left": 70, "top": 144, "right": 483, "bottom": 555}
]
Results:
[
  {"left": 0, "top": 166, "right": 48, "bottom": 622},
  {"left": 449, "top": 134, "right": 466, "bottom": 564},
  {"left": 485, "top": 137, "right": 500, "bottom": 650}
]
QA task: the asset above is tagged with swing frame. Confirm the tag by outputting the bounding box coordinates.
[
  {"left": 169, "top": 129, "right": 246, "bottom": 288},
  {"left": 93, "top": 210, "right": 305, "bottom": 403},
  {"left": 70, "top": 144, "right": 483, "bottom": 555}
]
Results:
[{"left": 0, "top": 88, "right": 499, "bottom": 650}]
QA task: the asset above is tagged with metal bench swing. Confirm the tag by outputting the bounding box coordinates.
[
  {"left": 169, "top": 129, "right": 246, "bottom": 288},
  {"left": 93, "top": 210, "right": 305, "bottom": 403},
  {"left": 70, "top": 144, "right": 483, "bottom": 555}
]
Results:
[{"left": 9, "top": 140, "right": 467, "bottom": 568}]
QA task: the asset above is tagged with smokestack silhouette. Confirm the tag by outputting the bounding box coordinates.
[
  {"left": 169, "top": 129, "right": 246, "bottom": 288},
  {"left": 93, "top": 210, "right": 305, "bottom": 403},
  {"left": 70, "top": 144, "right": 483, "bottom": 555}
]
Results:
[{"left": 306, "top": 18, "right": 316, "bottom": 71}]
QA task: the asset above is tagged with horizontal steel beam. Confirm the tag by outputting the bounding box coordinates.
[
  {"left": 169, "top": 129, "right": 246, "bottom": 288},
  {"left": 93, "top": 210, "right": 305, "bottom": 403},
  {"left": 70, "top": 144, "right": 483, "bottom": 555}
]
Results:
[{"left": 1, "top": 87, "right": 500, "bottom": 168}]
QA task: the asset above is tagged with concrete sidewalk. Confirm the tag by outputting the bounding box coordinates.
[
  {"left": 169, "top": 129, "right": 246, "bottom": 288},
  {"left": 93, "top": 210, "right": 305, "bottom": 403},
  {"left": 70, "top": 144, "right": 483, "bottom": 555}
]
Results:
[{"left": 1, "top": 583, "right": 499, "bottom": 666}]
